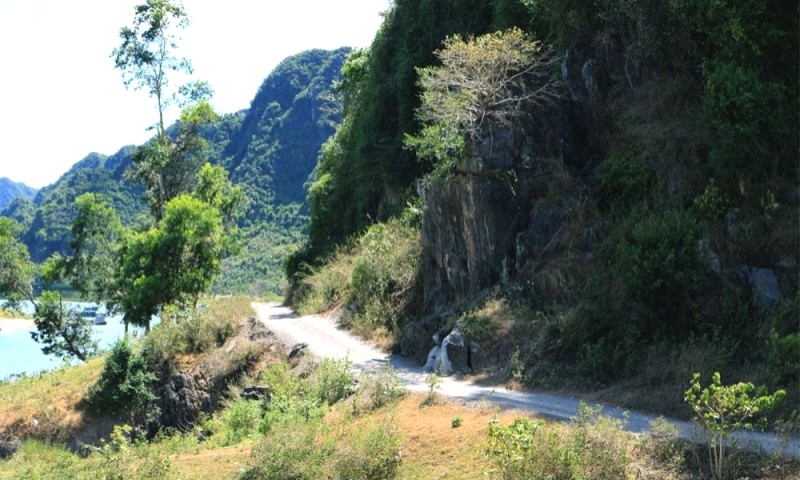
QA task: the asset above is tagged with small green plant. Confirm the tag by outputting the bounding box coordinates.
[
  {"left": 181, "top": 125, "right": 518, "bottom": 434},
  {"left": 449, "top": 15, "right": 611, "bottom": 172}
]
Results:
[
  {"left": 422, "top": 372, "right": 442, "bottom": 406},
  {"left": 312, "top": 357, "right": 354, "bottom": 405},
  {"left": 451, "top": 415, "right": 463, "bottom": 428},
  {"left": 685, "top": 371, "right": 786, "bottom": 479},
  {"left": 646, "top": 416, "right": 685, "bottom": 470},
  {"left": 509, "top": 346, "right": 524, "bottom": 383},
  {"left": 354, "top": 365, "right": 405, "bottom": 413},
  {"left": 223, "top": 398, "right": 263, "bottom": 445}
]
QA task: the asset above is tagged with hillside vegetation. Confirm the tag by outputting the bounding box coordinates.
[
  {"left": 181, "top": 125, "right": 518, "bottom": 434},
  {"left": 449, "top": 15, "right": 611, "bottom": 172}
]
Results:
[
  {"left": 0, "top": 178, "right": 37, "bottom": 212},
  {"left": 1, "top": 48, "right": 349, "bottom": 298},
  {"left": 287, "top": 0, "right": 799, "bottom": 423}
]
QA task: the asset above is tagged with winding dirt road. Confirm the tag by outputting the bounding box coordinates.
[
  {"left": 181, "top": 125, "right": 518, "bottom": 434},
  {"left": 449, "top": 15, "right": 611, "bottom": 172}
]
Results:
[{"left": 253, "top": 302, "right": 799, "bottom": 459}]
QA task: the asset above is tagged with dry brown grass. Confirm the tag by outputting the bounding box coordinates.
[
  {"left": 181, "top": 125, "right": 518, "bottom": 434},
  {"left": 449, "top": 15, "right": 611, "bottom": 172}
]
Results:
[
  {"left": 0, "top": 356, "right": 104, "bottom": 441},
  {"left": 392, "top": 393, "right": 520, "bottom": 479}
]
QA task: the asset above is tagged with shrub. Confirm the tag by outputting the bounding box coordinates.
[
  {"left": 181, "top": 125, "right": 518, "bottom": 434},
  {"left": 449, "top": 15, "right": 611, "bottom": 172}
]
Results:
[
  {"left": 223, "top": 398, "right": 263, "bottom": 445},
  {"left": 331, "top": 419, "right": 401, "bottom": 480},
  {"left": 353, "top": 365, "right": 405, "bottom": 413},
  {"left": 311, "top": 357, "right": 354, "bottom": 406},
  {"left": 240, "top": 419, "right": 330, "bottom": 480},
  {"left": 601, "top": 153, "right": 655, "bottom": 210},
  {"left": 487, "top": 404, "right": 632, "bottom": 480},
  {"left": 685, "top": 372, "right": 786, "bottom": 479},
  {"left": 145, "top": 299, "right": 242, "bottom": 361},
  {"left": 615, "top": 209, "right": 706, "bottom": 340},
  {"left": 703, "top": 59, "right": 791, "bottom": 190},
  {"left": 451, "top": 416, "right": 463, "bottom": 428},
  {"left": 765, "top": 330, "right": 800, "bottom": 390},
  {"left": 85, "top": 339, "right": 159, "bottom": 423}
]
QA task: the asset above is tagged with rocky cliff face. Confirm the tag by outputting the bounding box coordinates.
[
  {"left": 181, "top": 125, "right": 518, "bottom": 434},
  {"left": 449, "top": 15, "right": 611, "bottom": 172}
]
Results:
[{"left": 421, "top": 46, "right": 605, "bottom": 312}]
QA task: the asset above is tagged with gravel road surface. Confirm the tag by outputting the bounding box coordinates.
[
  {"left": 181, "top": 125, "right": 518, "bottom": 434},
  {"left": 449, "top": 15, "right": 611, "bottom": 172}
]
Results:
[{"left": 253, "top": 302, "right": 799, "bottom": 459}]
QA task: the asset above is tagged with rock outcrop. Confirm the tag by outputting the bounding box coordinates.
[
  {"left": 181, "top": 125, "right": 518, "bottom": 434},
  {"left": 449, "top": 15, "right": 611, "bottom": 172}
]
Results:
[
  {"left": 156, "top": 317, "right": 276, "bottom": 432},
  {"left": 420, "top": 45, "right": 610, "bottom": 313}
]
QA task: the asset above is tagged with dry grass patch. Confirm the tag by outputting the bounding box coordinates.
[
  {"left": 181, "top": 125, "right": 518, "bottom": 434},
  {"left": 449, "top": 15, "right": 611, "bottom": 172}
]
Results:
[
  {"left": 393, "top": 393, "right": 520, "bottom": 479},
  {"left": 0, "top": 356, "right": 104, "bottom": 440}
]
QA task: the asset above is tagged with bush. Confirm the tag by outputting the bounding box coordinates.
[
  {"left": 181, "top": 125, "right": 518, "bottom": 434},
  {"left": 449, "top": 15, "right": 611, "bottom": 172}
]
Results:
[
  {"left": 145, "top": 300, "right": 242, "bottom": 361},
  {"left": 240, "top": 419, "right": 330, "bottom": 480},
  {"left": 703, "top": 59, "right": 792, "bottom": 190},
  {"left": 765, "top": 330, "right": 800, "bottom": 390},
  {"left": 311, "top": 357, "right": 354, "bottom": 406},
  {"left": 85, "top": 339, "right": 159, "bottom": 423},
  {"left": 615, "top": 209, "right": 706, "bottom": 340},
  {"left": 331, "top": 419, "right": 401, "bottom": 480},
  {"left": 685, "top": 372, "right": 786, "bottom": 479},
  {"left": 487, "top": 404, "right": 632, "bottom": 480},
  {"left": 352, "top": 365, "right": 405, "bottom": 414},
  {"left": 601, "top": 153, "right": 655, "bottom": 210},
  {"left": 222, "top": 398, "right": 263, "bottom": 445}
]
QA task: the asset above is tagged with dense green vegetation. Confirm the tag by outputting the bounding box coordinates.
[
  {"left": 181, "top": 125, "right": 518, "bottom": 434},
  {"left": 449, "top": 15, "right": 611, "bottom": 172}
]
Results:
[
  {"left": 0, "top": 178, "right": 37, "bottom": 212},
  {"left": 288, "top": 0, "right": 799, "bottom": 427},
  {"left": 1, "top": 47, "right": 348, "bottom": 297}
]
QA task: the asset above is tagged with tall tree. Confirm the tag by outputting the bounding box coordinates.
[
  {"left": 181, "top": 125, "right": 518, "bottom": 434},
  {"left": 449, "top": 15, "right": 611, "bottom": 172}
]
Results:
[
  {"left": 113, "top": 0, "right": 216, "bottom": 221},
  {"left": 64, "top": 193, "right": 124, "bottom": 302},
  {"left": 114, "top": 193, "right": 224, "bottom": 331},
  {"left": 112, "top": 0, "right": 191, "bottom": 138}
]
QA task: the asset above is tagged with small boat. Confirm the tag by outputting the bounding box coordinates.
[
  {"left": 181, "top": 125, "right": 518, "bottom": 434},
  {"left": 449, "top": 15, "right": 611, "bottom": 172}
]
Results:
[{"left": 80, "top": 306, "right": 106, "bottom": 325}]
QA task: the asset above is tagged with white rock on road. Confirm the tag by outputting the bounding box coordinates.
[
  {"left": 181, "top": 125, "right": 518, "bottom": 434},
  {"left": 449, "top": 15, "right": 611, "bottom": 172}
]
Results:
[{"left": 253, "top": 302, "right": 800, "bottom": 459}]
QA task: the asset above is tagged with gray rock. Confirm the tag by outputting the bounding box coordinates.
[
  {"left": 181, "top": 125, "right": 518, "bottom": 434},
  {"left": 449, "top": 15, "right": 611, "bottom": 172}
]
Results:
[
  {"left": 739, "top": 266, "right": 784, "bottom": 310},
  {"left": 288, "top": 342, "right": 308, "bottom": 360},
  {"left": 240, "top": 385, "right": 270, "bottom": 402},
  {"left": 158, "top": 371, "right": 211, "bottom": 431},
  {"left": 0, "top": 436, "right": 20, "bottom": 459}
]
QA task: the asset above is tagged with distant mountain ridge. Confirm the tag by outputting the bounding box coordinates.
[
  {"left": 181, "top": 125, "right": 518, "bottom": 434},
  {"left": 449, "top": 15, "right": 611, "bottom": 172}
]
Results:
[
  {"left": 1, "top": 47, "right": 350, "bottom": 296},
  {"left": 0, "top": 177, "right": 38, "bottom": 211}
]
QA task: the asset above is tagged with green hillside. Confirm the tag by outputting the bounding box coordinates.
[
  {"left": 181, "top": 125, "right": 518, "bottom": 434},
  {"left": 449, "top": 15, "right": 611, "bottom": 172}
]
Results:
[
  {"left": 288, "top": 0, "right": 799, "bottom": 418},
  {"left": 3, "top": 47, "right": 350, "bottom": 297},
  {"left": 0, "top": 178, "right": 37, "bottom": 212}
]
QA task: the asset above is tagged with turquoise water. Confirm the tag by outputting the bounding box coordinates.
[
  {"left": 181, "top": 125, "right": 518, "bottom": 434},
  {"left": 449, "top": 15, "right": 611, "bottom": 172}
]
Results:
[{"left": 0, "top": 301, "right": 151, "bottom": 381}]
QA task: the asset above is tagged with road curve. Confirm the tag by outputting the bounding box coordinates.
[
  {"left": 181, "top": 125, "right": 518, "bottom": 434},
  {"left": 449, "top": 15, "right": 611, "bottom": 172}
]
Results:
[{"left": 253, "top": 302, "right": 799, "bottom": 459}]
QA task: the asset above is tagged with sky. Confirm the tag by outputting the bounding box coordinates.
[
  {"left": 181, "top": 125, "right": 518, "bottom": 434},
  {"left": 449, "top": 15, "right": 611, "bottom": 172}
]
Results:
[{"left": 0, "top": 0, "right": 389, "bottom": 189}]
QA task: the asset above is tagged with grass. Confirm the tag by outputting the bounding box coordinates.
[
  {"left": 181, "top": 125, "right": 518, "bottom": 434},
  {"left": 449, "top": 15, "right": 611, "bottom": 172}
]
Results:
[
  {"left": 0, "top": 356, "right": 105, "bottom": 441},
  {"left": 2, "top": 373, "right": 799, "bottom": 479}
]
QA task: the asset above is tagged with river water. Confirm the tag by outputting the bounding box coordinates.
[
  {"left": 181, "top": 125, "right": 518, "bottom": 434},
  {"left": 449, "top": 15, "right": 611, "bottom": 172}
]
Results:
[{"left": 0, "top": 301, "right": 150, "bottom": 381}]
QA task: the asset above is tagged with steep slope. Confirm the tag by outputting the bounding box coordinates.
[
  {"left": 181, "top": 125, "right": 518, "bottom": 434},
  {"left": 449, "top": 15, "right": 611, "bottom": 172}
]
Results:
[
  {"left": 10, "top": 48, "right": 349, "bottom": 296},
  {"left": 289, "top": 0, "right": 799, "bottom": 418},
  {"left": 223, "top": 47, "right": 350, "bottom": 221},
  {"left": 0, "top": 178, "right": 37, "bottom": 211}
]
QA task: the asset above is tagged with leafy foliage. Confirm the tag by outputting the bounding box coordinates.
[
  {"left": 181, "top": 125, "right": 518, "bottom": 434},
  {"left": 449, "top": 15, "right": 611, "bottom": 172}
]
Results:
[
  {"left": 486, "top": 404, "right": 630, "bottom": 479},
  {"left": 114, "top": 193, "right": 224, "bottom": 330},
  {"left": 406, "top": 28, "right": 559, "bottom": 177},
  {"left": 0, "top": 178, "right": 37, "bottom": 212},
  {"left": 85, "top": 339, "right": 159, "bottom": 422},
  {"left": 685, "top": 372, "right": 785, "bottom": 479},
  {"left": 63, "top": 193, "right": 124, "bottom": 301},
  {"left": 29, "top": 292, "right": 97, "bottom": 361},
  {"left": 614, "top": 210, "right": 706, "bottom": 340},
  {"left": 301, "top": 0, "right": 506, "bottom": 261}
]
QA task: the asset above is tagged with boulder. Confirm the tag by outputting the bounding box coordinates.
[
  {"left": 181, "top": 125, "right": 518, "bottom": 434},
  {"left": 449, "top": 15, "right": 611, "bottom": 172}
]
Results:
[
  {"left": 240, "top": 385, "right": 271, "bottom": 402},
  {"left": 0, "top": 436, "right": 20, "bottom": 459},
  {"left": 288, "top": 342, "right": 308, "bottom": 360},
  {"left": 739, "top": 266, "right": 784, "bottom": 311},
  {"left": 158, "top": 371, "right": 212, "bottom": 431}
]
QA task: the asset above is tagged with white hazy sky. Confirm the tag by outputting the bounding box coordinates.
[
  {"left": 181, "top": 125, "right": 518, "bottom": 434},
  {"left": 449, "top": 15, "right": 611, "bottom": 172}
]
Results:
[{"left": 0, "top": 0, "right": 388, "bottom": 188}]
